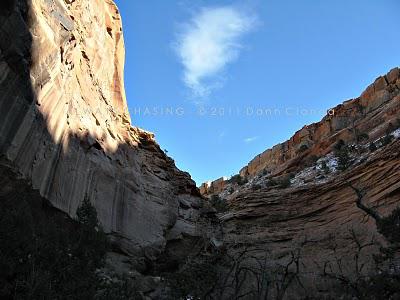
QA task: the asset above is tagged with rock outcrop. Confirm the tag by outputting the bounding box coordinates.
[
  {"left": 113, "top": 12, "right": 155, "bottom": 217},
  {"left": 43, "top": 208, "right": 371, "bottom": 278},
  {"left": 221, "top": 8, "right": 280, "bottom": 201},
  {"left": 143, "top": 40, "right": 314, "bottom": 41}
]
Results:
[
  {"left": 199, "top": 68, "right": 400, "bottom": 298},
  {"left": 201, "top": 67, "right": 400, "bottom": 195},
  {"left": 2, "top": 0, "right": 400, "bottom": 298},
  {"left": 220, "top": 138, "right": 400, "bottom": 298},
  {"left": 0, "top": 0, "right": 205, "bottom": 261}
]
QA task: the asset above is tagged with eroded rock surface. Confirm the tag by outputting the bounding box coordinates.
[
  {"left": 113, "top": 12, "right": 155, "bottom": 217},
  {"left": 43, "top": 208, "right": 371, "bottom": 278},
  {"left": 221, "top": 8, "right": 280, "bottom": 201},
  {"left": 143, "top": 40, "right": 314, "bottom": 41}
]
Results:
[
  {"left": 201, "top": 67, "right": 400, "bottom": 195},
  {"left": 218, "top": 139, "right": 400, "bottom": 298},
  {"left": 2, "top": 0, "right": 400, "bottom": 298},
  {"left": 200, "top": 68, "right": 400, "bottom": 298},
  {"left": 0, "top": 0, "right": 205, "bottom": 260}
]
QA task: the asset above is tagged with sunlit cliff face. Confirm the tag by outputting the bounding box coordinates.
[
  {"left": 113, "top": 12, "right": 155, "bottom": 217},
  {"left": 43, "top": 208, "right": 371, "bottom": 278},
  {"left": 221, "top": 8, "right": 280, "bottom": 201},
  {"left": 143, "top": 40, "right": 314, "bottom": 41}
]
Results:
[
  {"left": 29, "top": 0, "right": 144, "bottom": 154},
  {"left": 0, "top": 0, "right": 191, "bottom": 255}
]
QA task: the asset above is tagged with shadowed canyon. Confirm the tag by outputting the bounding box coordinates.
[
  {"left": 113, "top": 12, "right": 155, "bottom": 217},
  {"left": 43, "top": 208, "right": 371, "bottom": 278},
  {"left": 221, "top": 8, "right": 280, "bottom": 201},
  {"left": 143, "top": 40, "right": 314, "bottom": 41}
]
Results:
[{"left": 1, "top": 0, "right": 400, "bottom": 299}]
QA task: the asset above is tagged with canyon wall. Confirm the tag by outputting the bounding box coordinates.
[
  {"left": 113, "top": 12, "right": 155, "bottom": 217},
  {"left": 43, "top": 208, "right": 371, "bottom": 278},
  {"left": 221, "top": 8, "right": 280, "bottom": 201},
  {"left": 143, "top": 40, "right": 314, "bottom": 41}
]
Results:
[
  {"left": 199, "top": 67, "right": 400, "bottom": 297},
  {"left": 2, "top": 1, "right": 400, "bottom": 297},
  {"left": 201, "top": 67, "right": 400, "bottom": 195},
  {"left": 0, "top": 0, "right": 205, "bottom": 259},
  {"left": 222, "top": 139, "right": 400, "bottom": 298}
]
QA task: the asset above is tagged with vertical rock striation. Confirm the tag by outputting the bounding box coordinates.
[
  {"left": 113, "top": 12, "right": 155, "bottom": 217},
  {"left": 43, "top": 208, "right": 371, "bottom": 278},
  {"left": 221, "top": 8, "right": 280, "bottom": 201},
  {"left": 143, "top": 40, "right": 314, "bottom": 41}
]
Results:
[{"left": 0, "top": 0, "right": 205, "bottom": 258}]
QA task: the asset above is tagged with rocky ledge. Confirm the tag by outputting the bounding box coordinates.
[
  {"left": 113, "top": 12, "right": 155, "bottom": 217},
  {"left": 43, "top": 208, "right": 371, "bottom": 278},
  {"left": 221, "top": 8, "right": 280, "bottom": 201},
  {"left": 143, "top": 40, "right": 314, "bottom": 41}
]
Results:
[{"left": 201, "top": 67, "right": 400, "bottom": 195}]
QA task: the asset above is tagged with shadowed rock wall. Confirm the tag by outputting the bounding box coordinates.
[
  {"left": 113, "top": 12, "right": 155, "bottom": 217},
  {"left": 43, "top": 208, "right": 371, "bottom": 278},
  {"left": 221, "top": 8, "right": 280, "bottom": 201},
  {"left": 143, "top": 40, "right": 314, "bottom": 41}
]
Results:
[{"left": 0, "top": 0, "right": 205, "bottom": 259}]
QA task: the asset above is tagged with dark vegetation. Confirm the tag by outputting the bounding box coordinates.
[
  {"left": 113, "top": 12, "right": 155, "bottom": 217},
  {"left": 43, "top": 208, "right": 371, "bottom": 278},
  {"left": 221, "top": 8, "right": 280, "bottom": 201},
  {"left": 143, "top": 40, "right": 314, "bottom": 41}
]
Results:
[
  {"left": 1, "top": 145, "right": 399, "bottom": 300},
  {"left": 369, "top": 142, "right": 377, "bottom": 152},
  {"left": 381, "top": 133, "right": 394, "bottom": 146},
  {"left": 279, "top": 176, "right": 292, "bottom": 189},
  {"left": 321, "top": 160, "right": 330, "bottom": 174},
  {"left": 299, "top": 144, "right": 309, "bottom": 153},
  {"left": 0, "top": 188, "right": 112, "bottom": 299},
  {"left": 379, "top": 122, "right": 399, "bottom": 147},
  {"left": 376, "top": 207, "right": 400, "bottom": 244},
  {"left": 164, "top": 121, "right": 400, "bottom": 300},
  {"left": 0, "top": 0, "right": 15, "bottom": 15},
  {"left": 229, "top": 175, "right": 248, "bottom": 186},
  {"left": 167, "top": 185, "right": 400, "bottom": 300},
  {"left": 164, "top": 253, "right": 221, "bottom": 299},
  {"left": 334, "top": 140, "right": 351, "bottom": 171},
  {"left": 356, "top": 132, "right": 369, "bottom": 143},
  {"left": 164, "top": 246, "right": 302, "bottom": 300},
  {"left": 323, "top": 185, "right": 400, "bottom": 299},
  {"left": 267, "top": 175, "right": 291, "bottom": 189},
  {"left": 252, "top": 183, "right": 262, "bottom": 191},
  {"left": 209, "top": 195, "right": 228, "bottom": 213},
  {"left": 303, "top": 155, "right": 319, "bottom": 168}
]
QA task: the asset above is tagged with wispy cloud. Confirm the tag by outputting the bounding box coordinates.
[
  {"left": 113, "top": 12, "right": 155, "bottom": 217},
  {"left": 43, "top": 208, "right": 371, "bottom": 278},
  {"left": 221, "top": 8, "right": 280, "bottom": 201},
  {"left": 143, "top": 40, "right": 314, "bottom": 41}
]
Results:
[
  {"left": 174, "top": 6, "right": 257, "bottom": 97},
  {"left": 244, "top": 136, "right": 258, "bottom": 143}
]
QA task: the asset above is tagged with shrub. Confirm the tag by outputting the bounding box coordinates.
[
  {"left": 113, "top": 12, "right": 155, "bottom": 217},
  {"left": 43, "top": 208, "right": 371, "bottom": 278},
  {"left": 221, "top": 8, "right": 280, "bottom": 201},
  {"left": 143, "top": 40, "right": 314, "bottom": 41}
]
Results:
[
  {"left": 279, "top": 176, "right": 291, "bottom": 188},
  {"left": 396, "top": 118, "right": 400, "bottom": 129},
  {"left": 267, "top": 178, "right": 278, "bottom": 187},
  {"left": 268, "top": 176, "right": 291, "bottom": 189},
  {"left": 334, "top": 142, "right": 351, "bottom": 171},
  {"left": 229, "top": 174, "right": 240, "bottom": 184},
  {"left": 357, "top": 273, "right": 400, "bottom": 299},
  {"left": 0, "top": 194, "right": 109, "bottom": 299},
  {"left": 369, "top": 142, "right": 377, "bottom": 152},
  {"left": 387, "top": 122, "right": 395, "bottom": 133},
  {"left": 299, "top": 144, "right": 309, "bottom": 153},
  {"left": 304, "top": 155, "right": 319, "bottom": 168},
  {"left": 96, "top": 275, "right": 140, "bottom": 300},
  {"left": 381, "top": 134, "right": 394, "bottom": 146},
  {"left": 337, "top": 150, "right": 351, "bottom": 171},
  {"left": 321, "top": 160, "right": 330, "bottom": 174},
  {"left": 356, "top": 132, "right": 369, "bottom": 142},
  {"left": 377, "top": 207, "right": 400, "bottom": 243},
  {"left": 210, "top": 195, "right": 228, "bottom": 213},
  {"left": 334, "top": 139, "right": 346, "bottom": 151},
  {"left": 77, "top": 196, "right": 99, "bottom": 228},
  {"left": 382, "top": 122, "right": 398, "bottom": 146},
  {"left": 165, "top": 254, "right": 220, "bottom": 300},
  {"left": 229, "top": 174, "right": 248, "bottom": 186}
]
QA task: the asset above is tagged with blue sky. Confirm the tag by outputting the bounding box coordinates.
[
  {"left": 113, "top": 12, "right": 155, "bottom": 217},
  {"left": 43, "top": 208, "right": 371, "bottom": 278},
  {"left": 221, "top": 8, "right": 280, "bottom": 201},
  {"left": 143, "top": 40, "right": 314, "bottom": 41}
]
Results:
[{"left": 114, "top": 0, "right": 400, "bottom": 185}]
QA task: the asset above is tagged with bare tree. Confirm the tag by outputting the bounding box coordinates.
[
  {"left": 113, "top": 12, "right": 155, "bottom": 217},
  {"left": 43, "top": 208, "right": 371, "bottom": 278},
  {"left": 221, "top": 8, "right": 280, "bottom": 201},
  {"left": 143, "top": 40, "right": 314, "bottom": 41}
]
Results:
[
  {"left": 207, "top": 245, "right": 303, "bottom": 300},
  {"left": 349, "top": 184, "right": 381, "bottom": 222},
  {"left": 321, "top": 228, "right": 376, "bottom": 299},
  {"left": 275, "top": 249, "right": 303, "bottom": 300}
]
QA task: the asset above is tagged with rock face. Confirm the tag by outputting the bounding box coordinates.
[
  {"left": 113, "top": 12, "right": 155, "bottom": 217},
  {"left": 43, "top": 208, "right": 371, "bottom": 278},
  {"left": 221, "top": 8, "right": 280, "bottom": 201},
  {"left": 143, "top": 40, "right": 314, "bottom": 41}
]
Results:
[
  {"left": 221, "top": 139, "right": 400, "bottom": 298},
  {"left": 0, "top": 0, "right": 204, "bottom": 259},
  {"left": 201, "top": 67, "right": 400, "bottom": 194},
  {"left": 199, "top": 68, "right": 400, "bottom": 297},
  {"left": 2, "top": 1, "right": 400, "bottom": 298}
]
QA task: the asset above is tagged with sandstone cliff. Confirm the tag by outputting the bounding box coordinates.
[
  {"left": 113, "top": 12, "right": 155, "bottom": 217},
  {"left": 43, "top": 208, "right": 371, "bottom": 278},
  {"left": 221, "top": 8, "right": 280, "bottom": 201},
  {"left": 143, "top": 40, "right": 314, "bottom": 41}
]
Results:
[
  {"left": 221, "top": 139, "right": 400, "bottom": 298},
  {"left": 2, "top": 0, "right": 400, "bottom": 298},
  {"left": 199, "top": 68, "right": 400, "bottom": 298},
  {"left": 201, "top": 67, "right": 400, "bottom": 195},
  {"left": 0, "top": 0, "right": 206, "bottom": 262}
]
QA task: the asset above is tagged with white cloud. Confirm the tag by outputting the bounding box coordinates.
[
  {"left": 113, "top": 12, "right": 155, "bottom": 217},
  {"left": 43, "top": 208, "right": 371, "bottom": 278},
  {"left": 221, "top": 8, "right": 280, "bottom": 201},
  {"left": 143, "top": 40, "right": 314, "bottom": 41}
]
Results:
[
  {"left": 244, "top": 136, "right": 258, "bottom": 143},
  {"left": 175, "top": 6, "right": 256, "bottom": 97}
]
